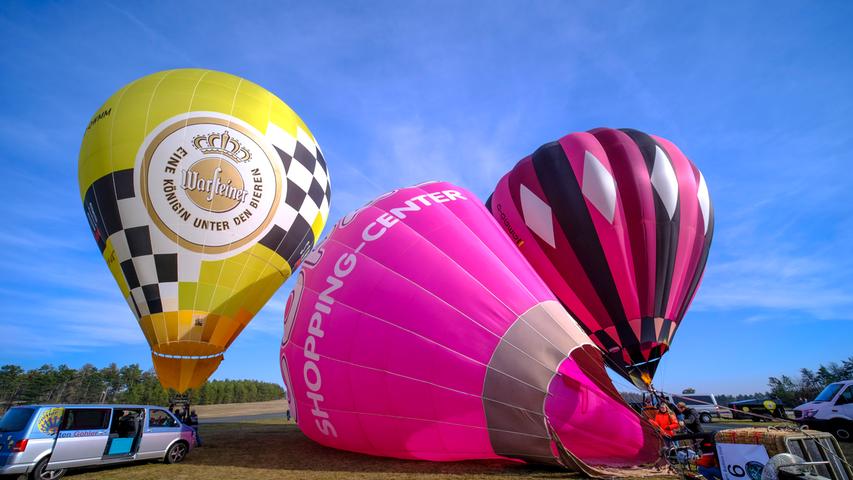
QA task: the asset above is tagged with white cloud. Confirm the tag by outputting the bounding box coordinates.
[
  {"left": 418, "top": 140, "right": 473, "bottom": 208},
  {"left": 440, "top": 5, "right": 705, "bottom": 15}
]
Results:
[
  {"left": 326, "top": 115, "right": 524, "bottom": 222},
  {"left": 692, "top": 185, "right": 853, "bottom": 322},
  {"left": 1, "top": 293, "right": 144, "bottom": 354}
]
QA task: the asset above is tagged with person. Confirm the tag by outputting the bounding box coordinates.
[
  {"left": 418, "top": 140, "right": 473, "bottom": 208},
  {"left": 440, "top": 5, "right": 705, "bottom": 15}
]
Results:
[
  {"left": 676, "top": 402, "right": 703, "bottom": 434},
  {"left": 653, "top": 403, "right": 680, "bottom": 437},
  {"left": 286, "top": 409, "right": 291, "bottom": 422},
  {"left": 642, "top": 398, "right": 657, "bottom": 421},
  {"left": 694, "top": 439, "right": 721, "bottom": 480},
  {"left": 116, "top": 410, "right": 138, "bottom": 437},
  {"left": 188, "top": 410, "right": 202, "bottom": 447}
]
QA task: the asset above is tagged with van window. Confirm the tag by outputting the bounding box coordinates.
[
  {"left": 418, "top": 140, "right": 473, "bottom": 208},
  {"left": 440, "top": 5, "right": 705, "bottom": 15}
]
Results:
[
  {"left": 836, "top": 387, "right": 853, "bottom": 405},
  {"left": 149, "top": 409, "right": 178, "bottom": 428},
  {"left": 0, "top": 407, "right": 34, "bottom": 432},
  {"left": 681, "top": 395, "right": 714, "bottom": 406},
  {"left": 815, "top": 383, "right": 843, "bottom": 402},
  {"left": 61, "top": 408, "right": 111, "bottom": 430}
]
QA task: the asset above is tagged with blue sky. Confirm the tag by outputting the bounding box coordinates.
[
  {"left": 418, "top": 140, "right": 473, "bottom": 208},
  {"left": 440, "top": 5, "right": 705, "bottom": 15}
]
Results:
[{"left": 1, "top": 1, "right": 851, "bottom": 395}]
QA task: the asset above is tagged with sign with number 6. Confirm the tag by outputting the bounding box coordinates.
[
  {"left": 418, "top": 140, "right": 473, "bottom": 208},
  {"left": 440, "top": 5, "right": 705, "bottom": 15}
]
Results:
[{"left": 717, "top": 443, "right": 770, "bottom": 480}]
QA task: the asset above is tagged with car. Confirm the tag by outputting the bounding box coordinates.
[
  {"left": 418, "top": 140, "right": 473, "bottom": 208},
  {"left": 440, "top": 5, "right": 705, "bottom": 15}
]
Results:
[
  {"left": 794, "top": 379, "right": 853, "bottom": 442},
  {"left": 672, "top": 394, "right": 722, "bottom": 423},
  {"left": 728, "top": 397, "right": 787, "bottom": 420},
  {"left": 0, "top": 404, "right": 197, "bottom": 479}
]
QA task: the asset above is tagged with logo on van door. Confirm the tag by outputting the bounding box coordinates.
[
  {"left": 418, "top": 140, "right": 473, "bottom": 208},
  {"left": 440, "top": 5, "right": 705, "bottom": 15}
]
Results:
[{"left": 37, "top": 408, "right": 63, "bottom": 435}]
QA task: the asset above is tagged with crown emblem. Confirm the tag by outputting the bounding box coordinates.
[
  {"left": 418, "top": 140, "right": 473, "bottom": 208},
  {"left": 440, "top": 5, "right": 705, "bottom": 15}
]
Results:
[{"left": 192, "top": 131, "right": 252, "bottom": 163}]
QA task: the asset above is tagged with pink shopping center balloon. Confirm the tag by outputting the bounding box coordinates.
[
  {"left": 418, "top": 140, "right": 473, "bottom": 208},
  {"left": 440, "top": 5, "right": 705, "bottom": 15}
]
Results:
[{"left": 280, "top": 181, "right": 661, "bottom": 467}]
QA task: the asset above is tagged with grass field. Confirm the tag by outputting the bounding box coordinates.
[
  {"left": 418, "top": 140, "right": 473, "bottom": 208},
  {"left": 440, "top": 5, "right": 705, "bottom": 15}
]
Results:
[
  {"left": 0, "top": 405, "right": 837, "bottom": 479},
  {"left": 50, "top": 419, "right": 853, "bottom": 480},
  {"left": 193, "top": 399, "right": 288, "bottom": 418},
  {"left": 60, "top": 418, "right": 583, "bottom": 480},
  {"left": 27, "top": 412, "right": 853, "bottom": 480}
]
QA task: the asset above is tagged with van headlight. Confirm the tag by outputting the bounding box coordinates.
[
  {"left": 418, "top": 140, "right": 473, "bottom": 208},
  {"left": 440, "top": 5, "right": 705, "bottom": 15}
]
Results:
[{"left": 802, "top": 409, "right": 818, "bottom": 418}]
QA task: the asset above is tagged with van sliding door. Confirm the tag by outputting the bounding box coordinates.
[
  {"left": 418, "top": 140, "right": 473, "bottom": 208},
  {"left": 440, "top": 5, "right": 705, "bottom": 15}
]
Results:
[{"left": 47, "top": 408, "right": 111, "bottom": 469}]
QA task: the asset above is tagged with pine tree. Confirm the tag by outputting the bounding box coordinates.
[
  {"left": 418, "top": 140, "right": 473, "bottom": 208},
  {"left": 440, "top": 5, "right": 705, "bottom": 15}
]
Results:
[
  {"left": 0, "top": 364, "right": 24, "bottom": 407},
  {"left": 101, "top": 363, "right": 122, "bottom": 402}
]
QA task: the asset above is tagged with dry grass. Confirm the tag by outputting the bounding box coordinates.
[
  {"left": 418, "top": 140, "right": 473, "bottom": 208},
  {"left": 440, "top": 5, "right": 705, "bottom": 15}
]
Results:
[
  {"left": 39, "top": 418, "right": 853, "bottom": 480},
  {"left": 62, "top": 419, "right": 587, "bottom": 480},
  {"left": 192, "top": 399, "right": 287, "bottom": 418}
]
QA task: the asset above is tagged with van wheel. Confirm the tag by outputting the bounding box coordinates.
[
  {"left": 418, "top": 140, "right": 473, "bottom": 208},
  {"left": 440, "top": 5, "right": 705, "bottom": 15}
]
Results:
[
  {"left": 833, "top": 421, "right": 851, "bottom": 442},
  {"left": 700, "top": 413, "right": 712, "bottom": 424},
  {"left": 29, "top": 457, "right": 67, "bottom": 480},
  {"left": 165, "top": 441, "right": 188, "bottom": 464}
]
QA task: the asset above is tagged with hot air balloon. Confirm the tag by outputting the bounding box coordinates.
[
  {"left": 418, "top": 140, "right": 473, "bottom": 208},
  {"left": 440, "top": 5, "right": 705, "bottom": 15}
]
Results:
[
  {"left": 487, "top": 128, "right": 713, "bottom": 387},
  {"left": 79, "top": 69, "right": 331, "bottom": 392},
  {"left": 280, "top": 182, "right": 660, "bottom": 468}
]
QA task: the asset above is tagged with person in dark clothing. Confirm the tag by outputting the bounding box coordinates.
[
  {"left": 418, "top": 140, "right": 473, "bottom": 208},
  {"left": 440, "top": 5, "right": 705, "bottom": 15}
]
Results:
[
  {"left": 676, "top": 402, "right": 703, "bottom": 434},
  {"left": 188, "top": 410, "right": 202, "bottom": 447},
  {"left": 116, "top": 411, "right": 138, "bottom": 437}
]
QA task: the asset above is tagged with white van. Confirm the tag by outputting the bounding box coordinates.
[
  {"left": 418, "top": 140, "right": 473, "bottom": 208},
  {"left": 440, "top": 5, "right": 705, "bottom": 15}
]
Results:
[{"left": 794, "top": 380, "right": 853, "bottom": 442}]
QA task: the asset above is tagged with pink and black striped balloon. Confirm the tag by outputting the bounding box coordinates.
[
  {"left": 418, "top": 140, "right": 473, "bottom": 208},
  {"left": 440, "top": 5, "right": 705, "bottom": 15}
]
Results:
[{"left": 487, "top": 128, "right": 713, "bottom": 387}]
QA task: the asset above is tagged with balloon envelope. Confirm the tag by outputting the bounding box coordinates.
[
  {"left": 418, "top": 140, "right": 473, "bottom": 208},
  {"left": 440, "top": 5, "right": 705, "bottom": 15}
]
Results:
[
  {"left": 487, "top": 128, "right": 713, "bottom": 386},
  {"left": 280, "top": 182, "right": 659, "bottom": 467},
  {"left": 79, "top": 69, "right": 331, "bottom": 391}
]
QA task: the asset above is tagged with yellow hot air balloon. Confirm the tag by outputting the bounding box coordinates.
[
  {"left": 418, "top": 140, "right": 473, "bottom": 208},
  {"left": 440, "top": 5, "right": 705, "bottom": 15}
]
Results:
[{"left": 79, "top": 69, "right": 331, "bottom": 392}]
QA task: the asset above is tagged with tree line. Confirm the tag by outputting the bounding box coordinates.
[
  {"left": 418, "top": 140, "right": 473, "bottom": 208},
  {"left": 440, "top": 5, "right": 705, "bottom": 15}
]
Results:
[
  {"left": 766, "top": 356, "right": 853, "bottom": 405},
  {"left": 0, "top": 363, "right": 284, "bottom": 411}
]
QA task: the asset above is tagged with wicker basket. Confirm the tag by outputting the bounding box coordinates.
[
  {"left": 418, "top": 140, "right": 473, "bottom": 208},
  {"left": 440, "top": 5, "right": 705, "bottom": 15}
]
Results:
[
  {"left": 715, "top": 427, "right": 851, "bottom": 480},
  {"left": 714, "top": 427, "right": 796, "bottom": 456}
]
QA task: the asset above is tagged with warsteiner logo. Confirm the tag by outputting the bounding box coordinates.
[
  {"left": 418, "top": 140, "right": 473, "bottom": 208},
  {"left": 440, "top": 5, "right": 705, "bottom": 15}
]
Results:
[
  {"left": 139, "top": 114, "right": 283, "bottom": 254},
  {"left": 181, "top": 153, "right": 250, "bottom": 212}
]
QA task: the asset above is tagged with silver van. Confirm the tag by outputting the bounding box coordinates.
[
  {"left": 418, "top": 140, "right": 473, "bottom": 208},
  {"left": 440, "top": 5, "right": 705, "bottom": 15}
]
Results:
[
  {"left": 0, "top": 404, "right": 196, "bottom": 479},
  {"left": 642, "top": 392, "right": 721, "bottom": 423},
  {"left": 675, "top": 393, "right": 721, "bottom": 423}
]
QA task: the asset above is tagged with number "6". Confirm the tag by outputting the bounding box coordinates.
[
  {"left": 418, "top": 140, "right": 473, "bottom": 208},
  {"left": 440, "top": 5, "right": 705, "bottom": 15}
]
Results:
[{"left": 727, "top": 465, "right": 746, "bottom": 477}]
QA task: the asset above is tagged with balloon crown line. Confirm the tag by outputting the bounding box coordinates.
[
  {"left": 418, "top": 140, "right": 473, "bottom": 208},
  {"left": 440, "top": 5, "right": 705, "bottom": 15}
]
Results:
[{"left": 192, "top": 130, "right": 252, "bottom": 163}]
